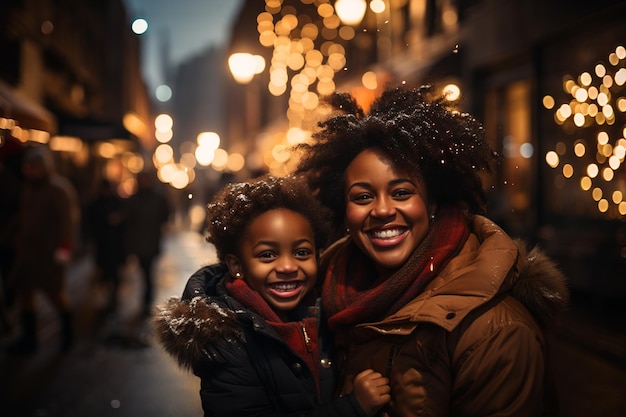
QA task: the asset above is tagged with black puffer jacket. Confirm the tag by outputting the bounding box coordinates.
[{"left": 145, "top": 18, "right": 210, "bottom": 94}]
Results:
[{"left": 153, "top": 264, "right": 367, "bottom": 417}]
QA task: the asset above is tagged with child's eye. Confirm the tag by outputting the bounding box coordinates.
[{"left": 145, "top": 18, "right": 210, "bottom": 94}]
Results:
[
  {"left": 294, "top": 248, "right": 313, "bottom": 258},
  {"left": 257, "top": 251, "right": 276, "bottom": 259}
]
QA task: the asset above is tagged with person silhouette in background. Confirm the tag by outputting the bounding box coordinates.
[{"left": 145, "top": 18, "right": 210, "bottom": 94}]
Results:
[
  {"left": 0, "top": 133, "right": 25, "bottom": 336},
  {"left": 123, "top": 171, "right": 170, "bottom": 316},
  {"left": 6, "top": 145, "right": 80, "bottom": 353},
  {"left": 85, "top": 179, "right": 126, "bottom": 312}
]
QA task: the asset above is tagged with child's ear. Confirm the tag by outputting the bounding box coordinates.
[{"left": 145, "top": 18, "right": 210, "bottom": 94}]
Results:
[{"left": 225, "top": 254, "right": 243, "bottom": 278}]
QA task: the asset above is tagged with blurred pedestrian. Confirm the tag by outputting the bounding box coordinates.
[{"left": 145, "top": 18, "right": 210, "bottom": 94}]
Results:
[
  {"left": 0, "top": 132, "right": 25, "bottom": 335},
  {"left": 85, "top": 179, "right": 126, "bottom": 311},
  {"left": 5, "top": 145, "right": 80, "bottom": 353},
  {"left": 124, "top": 171, "right": 170, "bottom": 316}
]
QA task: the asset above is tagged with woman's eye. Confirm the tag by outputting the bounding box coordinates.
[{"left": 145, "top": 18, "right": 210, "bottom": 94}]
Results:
[
  {"left": 393, "top": 189, "right": 413, "bottom": 199},
  {"left": 352, "top": 193, "right": 372, "bottom": 202}
]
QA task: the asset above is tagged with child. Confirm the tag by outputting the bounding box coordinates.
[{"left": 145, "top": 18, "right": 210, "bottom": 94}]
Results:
[{"left": 153, "top": 174, "right": 390, "bottom": 417}]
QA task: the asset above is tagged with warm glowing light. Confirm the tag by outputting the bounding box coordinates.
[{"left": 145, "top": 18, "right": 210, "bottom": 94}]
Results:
[
  {"left": 546, "top": 151, "right": 559, "bottom": 168},
  {"left": 286, "top": 127, "right": 308, "bottom": 145},
  {"left": 597, "top": 131, "right": 610, "bottom": 145},
  {"left": 574, "top": 142, "right": 586, "bottom": 157},
  {"left": 562, "top": 164, "right": 574, "bottom": 178},
  {"left": 335, "top": 0, "right": 367, "bottom": 25},
  {"left": 158, "top": 163, "right": 177, "bottom": 183},
  {"left": 155, "top": 144, "right": 173, "bottom": 164},
  {"left": 362, "top": 71, "right": 378, "bottom": 90},
  {"left": 592, "top": 187, "right": 603, "bottom": 201},
  {"left": 370, "top": 0, "right": 386, "bottom": 14},
  {"left": 574, "top": 113, "right": 585, "bottom": 127},
  {"left": 50, "top": 136, "right": 83, "bottom": 153},
  {"left": 272, "top": 144, "right": 291, "bottom": 163},
  {"left": 170, "top": 169, "right": 190, "bottom": 189},
  {"left": 155, "top": 114, "right": 173, "bottom": 131},
  {"left": 575, "top": 88, "right": 588, "bottom": 102},
  {"left": 580, "top": 176, "right": 592, "bottom": 191},
  {"left": 227, "top": 153, "right": 245, "bottom": 172},
  {"left": 579, "top": 72, "right": 592, "bottom": 86},
  {"left": 195, "top": 146, "right": 215, "bottom": 166},
  {"left": 587, "top": 163, "right": 599, "bottom": 178},
  {"left": 608, "top": 155, "right": 621, "bottom": 170},
  {"left": 543, "top": 95, "right": 555, "bottom": 109},
  {"left": 558, "top": 104, "right": 571, "bottom": 119},
  {"left": 155, "top": 129, "right": 173, "bottom": 143},
  {"left": 228, "top": 53, "right": 266, "bottom": 84},
  {"left": 197, "top": 132, "right": 220, "bottom": 149},
  {"left": 614, "top": 191, "right": 624, "bottom": 204},
  {"left": 212, "top": 149, "right": 229, "bottom": 170},
  {"left": 180, "top": 153, "right": 197, "bottom": 169},
  {"left": 443, "top": 84, "right": 461, "bottom": 101}
]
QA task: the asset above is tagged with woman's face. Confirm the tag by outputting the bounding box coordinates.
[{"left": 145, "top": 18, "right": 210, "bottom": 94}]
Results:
[
  {"left": 344, "top": 149, "right": 432, "bottom": 274},
  {"left": 227, "top": 208, "right": 318, "bottom": 319}
]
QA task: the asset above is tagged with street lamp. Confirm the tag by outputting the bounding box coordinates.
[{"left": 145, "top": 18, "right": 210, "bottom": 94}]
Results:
[
  {"left": 228, "top": 53, "right": 266, "bottom": 84},
  {"left": 335, "top": 0, "right": 367, "bottom": 26}
]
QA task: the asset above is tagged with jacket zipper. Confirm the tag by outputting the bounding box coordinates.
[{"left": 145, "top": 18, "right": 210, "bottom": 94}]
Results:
[
  {"left": 385, "top": 345, "right": 399, "bottom": 378},
  {"left": 301, "top": 323, "right": 313, "bottom": 352}
]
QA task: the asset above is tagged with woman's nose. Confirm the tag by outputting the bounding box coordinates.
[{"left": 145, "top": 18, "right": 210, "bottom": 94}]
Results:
[{"left": 371, "top": 196, "right": 396, "bottom": 219}]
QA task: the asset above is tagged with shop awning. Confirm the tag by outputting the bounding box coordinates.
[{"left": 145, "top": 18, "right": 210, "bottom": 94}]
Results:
[{"left": 0, "top": 80, "right": 56, "bottom": 133}]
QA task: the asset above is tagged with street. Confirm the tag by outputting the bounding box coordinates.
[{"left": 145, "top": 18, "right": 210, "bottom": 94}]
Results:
[{"left": 1, "top": 228, "right": 625, "bottom": 417}]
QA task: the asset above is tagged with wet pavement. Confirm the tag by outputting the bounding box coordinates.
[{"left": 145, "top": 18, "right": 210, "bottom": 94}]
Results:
[{"left": 1, "top": 227, "right": 625, "bottom": 417}]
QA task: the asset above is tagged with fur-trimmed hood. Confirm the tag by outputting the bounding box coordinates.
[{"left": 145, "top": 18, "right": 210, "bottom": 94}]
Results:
[
  {"left": 510, "top": 238, "right": 569, "bottom": 326},
  {"left": 152, "top": 264, "right": 249, "bottom": 370},
  {"left": 153, "top": 295, "right": 245, "bottom": 370}
]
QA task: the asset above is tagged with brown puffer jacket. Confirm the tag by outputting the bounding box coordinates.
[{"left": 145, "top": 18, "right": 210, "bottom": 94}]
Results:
[{"left": 325, "top": 215, "right": 569, "bottom": 417}]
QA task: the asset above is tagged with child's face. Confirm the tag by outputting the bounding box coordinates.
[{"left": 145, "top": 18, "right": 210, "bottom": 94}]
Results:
[{"left": 232, "top": 208, "right": 318, "bottom": 318}]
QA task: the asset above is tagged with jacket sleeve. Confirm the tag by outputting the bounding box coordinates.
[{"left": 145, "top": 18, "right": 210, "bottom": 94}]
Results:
[{"left": 450, "top": 297, "right": 547, "bottom": 417}]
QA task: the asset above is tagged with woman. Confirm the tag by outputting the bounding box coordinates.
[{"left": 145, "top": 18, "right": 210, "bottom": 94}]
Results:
[
  {"left": 153, "top": 174, "right": 390, "bottom": 417},
  {"left": 293, "top": 86, "right": 568, "bottom": 416},
  {"left": 187, "top": 86, "right": 569, "bottom": 416}
]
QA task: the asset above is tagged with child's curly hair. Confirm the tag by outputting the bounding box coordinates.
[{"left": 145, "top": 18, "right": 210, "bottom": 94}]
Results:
[
  {"left": 205, "top": 174, "right": 332, "bottom": 261},
  {"left": 294, "top": 85, "right": 499, "bottom": 229}
]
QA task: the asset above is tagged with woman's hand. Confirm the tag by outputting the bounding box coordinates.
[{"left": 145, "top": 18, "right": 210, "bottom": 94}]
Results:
[{"left": 352, "top": 369, "right": 391, "bottom": 416}]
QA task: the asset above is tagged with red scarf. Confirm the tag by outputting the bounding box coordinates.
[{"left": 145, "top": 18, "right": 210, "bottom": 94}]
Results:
[
  {"left": 322, "top": 205, "right": 469, "bottom": 332},
  {"left": 225, "top": 277, "right": 321, "bottom": 395}
]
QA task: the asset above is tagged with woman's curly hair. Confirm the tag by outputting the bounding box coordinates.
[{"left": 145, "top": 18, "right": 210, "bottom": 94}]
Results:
[
  {"left": 294, "top": 85, "right": 499, "bottom": 229},
  {"left": 205, "top": 174, "right": 332, "bottom": 261}
]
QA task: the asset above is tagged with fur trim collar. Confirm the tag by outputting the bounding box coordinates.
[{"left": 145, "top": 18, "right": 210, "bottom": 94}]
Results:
[
  {"left": 152, "top": 296, "right": 244, "bottom": 370},
  {"left": 511, "top": 240, "right": 569, "bottom": 326}
]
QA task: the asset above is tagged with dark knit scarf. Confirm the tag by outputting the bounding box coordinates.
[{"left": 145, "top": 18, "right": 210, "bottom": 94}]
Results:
[
  {"left": 322, "top": 205, "right": 469, "bottom": 332},
  {"left": 225, "top": 276, "right": 320, "bottom": 396}
]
